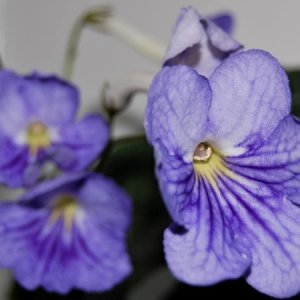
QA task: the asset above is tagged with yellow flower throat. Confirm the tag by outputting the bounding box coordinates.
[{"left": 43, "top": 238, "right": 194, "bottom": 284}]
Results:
[
  {"left": 26, "top": 122, "right": 51, "bottom": 154},
  {"left": 50, "top": 195, "right": 78, "bottom": 230},
  {"left": 193, "top": 142, "right": 236, "bottom": 188}
]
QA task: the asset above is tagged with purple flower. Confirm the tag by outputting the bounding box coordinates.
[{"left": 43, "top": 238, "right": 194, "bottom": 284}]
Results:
[
  {"left": 164, "top": 7, "right": 242, "bottom": 78},
  {"left": 145, "top": 49, "right": 300, "bottom": 298},
  {"left": 0, "top": 70, "right": 109, "bottom": 187},
  {"left": 0, "top": 172, "right": 132, "bottom": 293}
]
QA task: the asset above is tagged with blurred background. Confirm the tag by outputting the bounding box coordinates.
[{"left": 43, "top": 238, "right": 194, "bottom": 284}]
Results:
[{"left": 1, "top": 1, "right": 300, "bottom": 299}]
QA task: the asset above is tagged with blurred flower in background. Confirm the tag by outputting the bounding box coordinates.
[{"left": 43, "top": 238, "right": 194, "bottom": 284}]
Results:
[
  {"left": 0, "top": 71, "right": 108, "bottom": 187},
  {"left": 0, "top": 173, "right": 132, "bottom": 293}
]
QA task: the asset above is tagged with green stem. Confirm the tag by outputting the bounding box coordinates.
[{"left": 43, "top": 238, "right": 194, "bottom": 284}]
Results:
[{"left": 62, "top": 16, "right": 86, "bottom": 80}]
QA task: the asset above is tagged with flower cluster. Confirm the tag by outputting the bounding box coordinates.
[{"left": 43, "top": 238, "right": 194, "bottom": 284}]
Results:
[
  {"left": 2, "top": 5, "right": 300, "bottom": 299},
  {"left": 145, "top": 6, "right": 300, "bottom": 299},
  {"left": 0, "top": 71, "right": 132, "bottom": 293}
]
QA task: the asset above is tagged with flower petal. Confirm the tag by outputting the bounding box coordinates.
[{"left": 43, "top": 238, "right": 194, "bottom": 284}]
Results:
[
  {"left": 0, "top": 135, "right": 29, "bottom": 187},
  {"left": 164, "top": 7, "right": 241, "bottom": 77},
  {"left": 53, "top": 114, "right": 109, "bottom": 171},
  {"left": 209, "top": 49, "right": 291, "bottom": 154},
  {"left": 22, "top": 73, "right": 79, "bottom": 126},
  {"left": 163, "top": 157, "right": 300, "bottom": 298},
  {"left": 210, "top": 13, "right": 234, "bottom": 34},
  {"left": 0, "top": 71, "right": 30, "bottom": 136},
  {"left": 78, "top": 174, "right": 132, "bottom": 231},
  {"left": 227, "top": 116, "right": 300, "bottom": 204},
  {"left": 164, "top": 178, "right": 251, "bottom": 285},
  {"left": 0, "top": 71, "right": 79, "bottom": 138},
  {"left": 164, "top": 7, "right": 206, "bottom": 65},
  {"left": 215, "top": 174, "right": 300, "bottom": 298},
  {"left": 0, "top": 173, "right": 132, "bottom": 293},
  {"left": 145, "top": 66, "right": 212, "bottom": 158}
]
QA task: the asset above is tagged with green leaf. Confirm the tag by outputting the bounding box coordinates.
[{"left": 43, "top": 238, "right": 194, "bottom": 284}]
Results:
[{"left": 287, "top": 70, "right": 300, "bottom": 117}]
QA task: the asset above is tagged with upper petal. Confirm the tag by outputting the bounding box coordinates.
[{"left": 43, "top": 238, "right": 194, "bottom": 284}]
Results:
[
  {"left": 209, "top": 49, "right": 291, "bottom": 154},
  {"left": 164, "top": 7, "right": 206, "bottom": 64},
  {"left": 145, "top": 65, "right": 212, "bottom": 158},
  {"left": 0, "top": 70, "right": 79, "bottom": 138},
  {"left": 0, "top": 71, "right": 30, "bottom": 136},
  {"left": 23, "top": 73, "right": 79, "bottom": 126},
  {"left": 164, "top": 7, "right": 241, "bottom": 77},
  {"left": 210, "top": 13, "right": 234, "bottom": 34}
]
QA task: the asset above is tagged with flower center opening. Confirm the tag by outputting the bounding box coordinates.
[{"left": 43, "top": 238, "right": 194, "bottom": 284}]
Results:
[
  {"left": 193, "top": 142, "right": 213, "bottom": 163},
  {"left": 50, "top": 195, "right": 78, "bottom": 230},
  {"left": 193, "top": 142, "right": 233, "bottom": 187},
  {"left": 26, "top": 122, "right": 50, "bottom": 155}
]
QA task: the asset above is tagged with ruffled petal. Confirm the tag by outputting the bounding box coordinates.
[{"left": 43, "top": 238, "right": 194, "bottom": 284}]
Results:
[
  {"left": 0, "top": 173, "right": 132, "bottom": 293},
  {"left": 53, "top": 114, "right": 109, "bottom": 171},
  {"left": 227, "top": 116, "right": 300, "bottom": 204},
  {"left": 145, "top": 66, "right": 212, "bottom": 158},
  {"left": 209, "top": 49, "right": 291, "bottom": 154},
  {"left": 164, "top": 7, "right": 241, "bottom": 77},
  {"left": 0, "top": 70, "right": 30, "bottom": 136}
]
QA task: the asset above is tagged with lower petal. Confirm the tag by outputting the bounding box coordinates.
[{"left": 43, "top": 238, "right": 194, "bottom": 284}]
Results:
[
  {"left": 0, "top": 137, "right": 29, "bottom": 187},
  {"left": 216, "top": 174, "right": 300, "bottom": 298},
  {"left": 0, "top": 201, "right": 131, "bottom": 293},
  {"left": 164, "top": 178, "right": 251, "bottom": 285},
  {"left": 228, "top": 116, "right": 300, "bottom": 204}
]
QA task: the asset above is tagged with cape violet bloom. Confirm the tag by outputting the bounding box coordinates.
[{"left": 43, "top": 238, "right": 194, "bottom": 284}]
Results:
[
  {"left": 145, "top": 49, "right": 300, "bottom": 298},
  {"left": 0, "top": 70, "right": 108, "bottom": 187},
  {"left": 0, "top": 173, "right": 132, "bottom": 293},
  {"left": 164, "top": 7, "right": 242, "bottom": 77}
]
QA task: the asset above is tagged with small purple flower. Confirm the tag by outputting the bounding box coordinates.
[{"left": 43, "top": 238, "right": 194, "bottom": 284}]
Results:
[
  {"left": 0, "top": 172, "right": 132, "bottom": 293},
  {"left": 164, "top": 7, "right": 242, "bottom": 78},
  {"left": 145, "top": 49, "right": 300, "bottom": 298},
  {"left": 0, "top": 70, "right": 109, "bottom": 187}
]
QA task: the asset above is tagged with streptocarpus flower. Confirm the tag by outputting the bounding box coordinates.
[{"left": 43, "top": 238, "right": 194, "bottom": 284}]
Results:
[
  {"left": 0, "top": 70, "right": 108, "bottom": 187},
  {"left": 145, "top": 49, "right": 300, "bottom": 298},
  {"left": 164, "top": 7, "right": 242, "bottom": 78},
  {"left": 0, "top": 173, "right": 132, "bottom": 293}
]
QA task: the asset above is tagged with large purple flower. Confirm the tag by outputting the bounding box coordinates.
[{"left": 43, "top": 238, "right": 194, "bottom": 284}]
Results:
[
  {"left": 0, "top": 173, "right": 132, "bottom": 293},
  {"left": 145, "top": 49, "right": 300, "bottom": 298},
  {"left": 0, "top": 70, "right": 108, "bottom": 187},
  {"left": 164, "top": 7, "right": 242, "bottom": 78}
]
